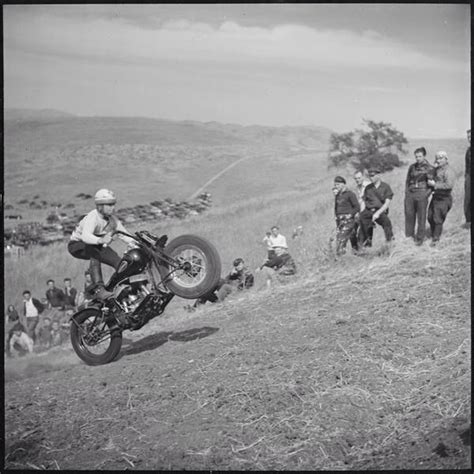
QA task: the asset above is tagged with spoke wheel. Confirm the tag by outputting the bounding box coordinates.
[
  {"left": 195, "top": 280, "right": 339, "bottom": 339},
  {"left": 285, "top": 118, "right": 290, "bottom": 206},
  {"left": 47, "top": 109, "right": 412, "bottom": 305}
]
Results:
[{"left": 70, "top": 308, "right": 122, "bottom": 365}]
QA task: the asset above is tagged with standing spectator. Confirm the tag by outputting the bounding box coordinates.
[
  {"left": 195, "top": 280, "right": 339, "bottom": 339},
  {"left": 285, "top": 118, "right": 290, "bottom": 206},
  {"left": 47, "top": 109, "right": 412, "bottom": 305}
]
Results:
[
  {"left": 351, "top": 171, "right": 372, "bottom": 251},
  {"left": 404, "top": 147, "right": 435, "bottom": 245},
  {"left": 427, "top": 151, "right": 456, "bottom": 246},
  {"left": 359, "top": 168, "right": 394, "bottom": 247},
  {"left": 63, "top": 278, "right": 77, "bottom": 310},
  {"left": 463, "top": 129, "right": 471, "bottom": 228},
  {"left": 45, "top": 279, "right": 66, "bottom": 321},
  {"left": 22, "top": 290, "right": 44, "bottom": 343},
  {"left": 333, "top": 176, "right": 360, "bottom": 256},
  {"left": 8, "top": 322, "right": 34, "bottom": 357}
]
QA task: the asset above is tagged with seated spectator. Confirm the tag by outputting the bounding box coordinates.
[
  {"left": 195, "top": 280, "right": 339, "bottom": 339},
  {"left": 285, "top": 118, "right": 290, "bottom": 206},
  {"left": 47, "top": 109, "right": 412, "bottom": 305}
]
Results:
[
  {"left": 76, "top": 270, "right": 95, "bottom": 307},
  {"left": 256, "top": 247, "right": 297, "bottom": 289},
  {"left": 8, "top": 322, "right": 34, "bottom": 357},
  {"left": 262, "top": 231, "right": 276, "bottom": 260},
  {"left": 6, "top": 304, "right": 20, "bottom": 323},
  {"left": 185, "top": 258, "right": 254, "bottom": 311},
  {"left": 50, "top": 319, "right": 66, "bottom": 347},
  {"left": 37, "top": 316, "right": 53, "bottom": 349}
]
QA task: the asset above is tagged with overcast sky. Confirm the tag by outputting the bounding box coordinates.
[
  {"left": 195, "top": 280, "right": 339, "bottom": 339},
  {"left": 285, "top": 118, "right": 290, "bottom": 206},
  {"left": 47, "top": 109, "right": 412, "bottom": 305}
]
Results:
[{"left": 3, "top": 4, "right": 470, "bottom": 138}]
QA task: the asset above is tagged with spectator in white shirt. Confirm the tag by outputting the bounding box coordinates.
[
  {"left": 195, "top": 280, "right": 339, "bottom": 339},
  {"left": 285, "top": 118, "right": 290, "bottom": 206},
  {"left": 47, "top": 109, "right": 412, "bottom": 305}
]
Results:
[
  {"left": 268, "top": 226, "right": 288, "bottom": 251},
  {"left": 9, "top": 323, "right": 34, "bottom": 357},
  {"left": 351, "top": 171, "right": 372, "bottom": 251},
  {"left": 22, "top": 290, "right": 44, "bottom": 343}
]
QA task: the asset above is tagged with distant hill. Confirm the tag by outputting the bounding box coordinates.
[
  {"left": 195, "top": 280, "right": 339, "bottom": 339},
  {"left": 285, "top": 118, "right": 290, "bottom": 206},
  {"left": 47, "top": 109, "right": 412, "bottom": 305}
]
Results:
[
  {"left": 4, "top": 108, "right": 76, "bottom": 122},
  {"left": 4, "top": 113, "right": 333, "bottom": 219}
]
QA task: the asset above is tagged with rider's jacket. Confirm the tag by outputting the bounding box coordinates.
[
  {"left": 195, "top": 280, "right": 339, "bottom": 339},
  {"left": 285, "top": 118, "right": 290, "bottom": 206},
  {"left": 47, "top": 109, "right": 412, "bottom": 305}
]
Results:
[{"left": 70, "top": 209, "right": 133, "bottom": 245}]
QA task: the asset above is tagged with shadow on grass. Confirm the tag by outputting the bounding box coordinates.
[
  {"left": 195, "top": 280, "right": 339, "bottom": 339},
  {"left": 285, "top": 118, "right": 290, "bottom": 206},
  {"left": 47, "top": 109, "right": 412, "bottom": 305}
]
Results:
[{"left": 119, "top": 326, "right": 219, "bottom": 358}]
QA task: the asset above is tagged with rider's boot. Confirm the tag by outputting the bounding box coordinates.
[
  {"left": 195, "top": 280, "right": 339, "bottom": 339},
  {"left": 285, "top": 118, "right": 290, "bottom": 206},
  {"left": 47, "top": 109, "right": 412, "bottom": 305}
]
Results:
[{"left": 89, "top": 260, "right": 114, "bottom": 301}]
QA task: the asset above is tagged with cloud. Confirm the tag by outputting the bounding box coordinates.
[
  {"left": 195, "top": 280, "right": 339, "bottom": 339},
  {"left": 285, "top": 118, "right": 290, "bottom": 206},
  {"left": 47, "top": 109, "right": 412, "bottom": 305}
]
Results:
[{"left": 3, "top": 9, "right": 465, "bottom": 72}]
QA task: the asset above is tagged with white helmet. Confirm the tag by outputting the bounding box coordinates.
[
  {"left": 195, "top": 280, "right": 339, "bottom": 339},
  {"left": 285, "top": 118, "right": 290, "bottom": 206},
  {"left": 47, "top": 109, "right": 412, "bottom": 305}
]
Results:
[{"left": 94, "top": 188, "right": 116, "bottom": 205}]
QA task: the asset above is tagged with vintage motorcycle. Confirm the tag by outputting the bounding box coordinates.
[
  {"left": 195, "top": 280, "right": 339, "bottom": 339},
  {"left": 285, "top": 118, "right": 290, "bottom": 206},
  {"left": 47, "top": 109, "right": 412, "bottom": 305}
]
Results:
[{"left": 70, "top": 230, "right": 221, "bottom": 365}]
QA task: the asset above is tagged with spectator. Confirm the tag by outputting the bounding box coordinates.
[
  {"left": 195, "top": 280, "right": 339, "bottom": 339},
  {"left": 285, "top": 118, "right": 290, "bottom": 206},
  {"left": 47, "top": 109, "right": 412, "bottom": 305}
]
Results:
[
  {"left": 256, "top": 247, "right": 297, "bottom": 289},
  {"left": 46, "top": 278, "right": 66, "bottom": 322},
  {"left": 463, "top": 129, "right": 471, "bottom": 228},
  {"left": 216, "top": 257, "right": 255, "bottom": 301},
  {"left": 8, "top": 322, "right": 34, "bottom": 357},
  {"left": 351, "top": 171, "right": 372, "bottom": 251},
  {"left": 427, "top": 151, "right": 456, "bottom": 246},
  {"left": 37, "top": 316, "right": 53, "bottom": 349},
  {"left": 267, "top": 226, "right": 288, "bottom": 254},
  {"left": 359, "top": 168, "right": 394, "bottom": 247},
  {"left": 333, "top": 176, "right": 360, "bottom": 256},
  {"left": 50, "top": 319, "right": 65, "bottom": 347},
  {"left": 63, "top": 277, "right": 77, "bottom": 310},
  {"left": 404, "top": 147, "right": 435, "bottom": 246},
  {"left": 22, "top": 290, "right": 44, "bottom": 343},
  {"left": 262, "top": 231, "right": 276, "bottom": 260},
  {"left": 6, "top": 304, "right": 20, "bottom": 323}
]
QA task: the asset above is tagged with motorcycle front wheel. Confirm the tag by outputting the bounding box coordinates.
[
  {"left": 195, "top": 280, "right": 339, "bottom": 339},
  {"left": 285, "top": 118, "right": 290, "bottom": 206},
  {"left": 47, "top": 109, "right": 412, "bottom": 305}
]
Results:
[
  {"left": 70, "top": 308, "right": 123, "bottom": 366},
  {"left": 159, "top": 234, "right": 221, "bottom": 299}
]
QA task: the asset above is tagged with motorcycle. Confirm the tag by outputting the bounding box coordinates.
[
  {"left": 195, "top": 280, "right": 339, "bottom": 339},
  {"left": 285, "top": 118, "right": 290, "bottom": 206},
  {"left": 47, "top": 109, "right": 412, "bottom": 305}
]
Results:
[{"left": 70, "top": 230, "right": 221, "bottom": 365}]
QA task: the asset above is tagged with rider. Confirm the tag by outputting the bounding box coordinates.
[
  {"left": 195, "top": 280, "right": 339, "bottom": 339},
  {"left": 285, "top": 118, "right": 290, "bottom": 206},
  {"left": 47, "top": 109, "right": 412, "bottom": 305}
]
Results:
[{"left": 68, "top": 189, "right": 136, "bottom": 301}]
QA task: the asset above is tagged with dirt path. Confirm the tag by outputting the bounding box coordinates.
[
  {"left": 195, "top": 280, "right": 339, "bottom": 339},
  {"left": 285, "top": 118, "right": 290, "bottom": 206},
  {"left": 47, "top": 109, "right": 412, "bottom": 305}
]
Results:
[{"left": 4, "top": 232, "right": 471, "bottom": 470}]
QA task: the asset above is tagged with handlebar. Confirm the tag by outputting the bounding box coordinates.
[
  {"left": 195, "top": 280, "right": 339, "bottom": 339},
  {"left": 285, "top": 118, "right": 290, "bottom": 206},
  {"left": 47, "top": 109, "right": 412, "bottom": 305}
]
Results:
[{"left": 113, "top": 229, "right": 160, "bottom": 246}]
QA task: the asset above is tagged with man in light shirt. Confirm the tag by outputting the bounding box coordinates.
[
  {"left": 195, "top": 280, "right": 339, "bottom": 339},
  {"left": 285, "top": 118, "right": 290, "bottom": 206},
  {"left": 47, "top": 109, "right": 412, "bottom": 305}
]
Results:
[
  {"left": 268, "top": 226, "right": 288, "bottom": 253},
  {"left": 9, "top": 322, "right": 34, "bottom": 357},
  {"left": 22, "top": 290, "right": 44, "bottom": 343},
  {"left": 351, "top": 171, "right": 371, "bottom": 251},
  {"left": 68, "top": 188, "right": 136, "bottom": 301}
]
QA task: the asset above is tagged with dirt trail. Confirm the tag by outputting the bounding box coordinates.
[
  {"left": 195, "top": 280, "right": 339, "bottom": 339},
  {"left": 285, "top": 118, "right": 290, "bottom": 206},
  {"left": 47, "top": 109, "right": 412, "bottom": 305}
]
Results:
[{"left": 4, "top": 231, "right": 471, "bottom": 470}]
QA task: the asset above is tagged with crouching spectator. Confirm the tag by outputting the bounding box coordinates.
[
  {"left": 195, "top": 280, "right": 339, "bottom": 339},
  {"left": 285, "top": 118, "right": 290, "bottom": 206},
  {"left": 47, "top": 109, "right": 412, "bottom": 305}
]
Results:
[
  {"left": 50, "top": 319, "right": 67, "bottom": 347},
  {"left": 37, "top": 316, "right": 53, "bottom": 349},
  {"left": 8, "top": 322, "right": 34, "bottom": 358},
  {"left": 255, "top": 247, "right": 297, "bottom": 289},
  {"left": 186, "top": 258, "right": 254, "bottom": 311}
]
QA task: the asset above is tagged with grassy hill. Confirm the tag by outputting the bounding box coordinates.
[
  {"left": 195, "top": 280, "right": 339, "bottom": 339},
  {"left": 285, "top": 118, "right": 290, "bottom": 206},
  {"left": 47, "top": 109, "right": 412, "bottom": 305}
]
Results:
[{"left": 4, "top": 191, "right": 470, "bottom": 470}]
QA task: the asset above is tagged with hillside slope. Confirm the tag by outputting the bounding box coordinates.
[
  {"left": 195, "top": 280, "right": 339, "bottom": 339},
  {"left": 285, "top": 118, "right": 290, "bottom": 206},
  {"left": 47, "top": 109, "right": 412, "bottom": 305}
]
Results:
[{"left": 5, "top": 224, "right": 470, "bottom": 470}]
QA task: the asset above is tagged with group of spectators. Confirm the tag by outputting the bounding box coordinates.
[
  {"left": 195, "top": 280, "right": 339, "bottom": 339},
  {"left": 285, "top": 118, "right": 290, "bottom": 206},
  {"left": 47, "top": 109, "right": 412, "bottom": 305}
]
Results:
[
  {"left": 332, "top": 131, "right": 470, "bottom": 256},
  {"left": 5, "top": 273, "right": 95, "bottom": 358},
  {"left": 185, "top": 225, "right": 298, "bottom": 311}
]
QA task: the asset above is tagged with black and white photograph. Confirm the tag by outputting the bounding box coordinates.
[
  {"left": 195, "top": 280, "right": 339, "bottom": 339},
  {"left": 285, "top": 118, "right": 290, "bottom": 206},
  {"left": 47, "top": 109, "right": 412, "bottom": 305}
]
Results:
[{"left": 3, "top": 3, "right": 471, "bottom": 470}]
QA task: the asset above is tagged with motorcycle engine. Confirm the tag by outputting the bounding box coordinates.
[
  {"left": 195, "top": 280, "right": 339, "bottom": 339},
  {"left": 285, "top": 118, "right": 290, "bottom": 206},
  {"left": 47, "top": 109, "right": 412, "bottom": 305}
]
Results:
[{"left": 115, "top": 274, "right": 150, "bottom": 315}]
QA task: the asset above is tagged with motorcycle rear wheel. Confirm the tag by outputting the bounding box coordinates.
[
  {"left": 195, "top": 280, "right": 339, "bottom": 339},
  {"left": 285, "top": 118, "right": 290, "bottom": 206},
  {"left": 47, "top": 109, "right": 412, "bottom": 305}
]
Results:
[
  {"left": 159, "top": 234, "right": 221, "bottom": 299},
  {"left": 70, "top": 308, "right": 123, "bottom": 366}
]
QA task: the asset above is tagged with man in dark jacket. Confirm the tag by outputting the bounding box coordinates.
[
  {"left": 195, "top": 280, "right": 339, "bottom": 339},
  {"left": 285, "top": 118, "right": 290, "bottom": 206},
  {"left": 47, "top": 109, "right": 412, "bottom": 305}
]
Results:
[
  {"left": 359, "top": 168, "right": 394, "bottom": 246},
  {"left": 463, "top": 129, "right": 471, "bottom": 228},
  {"left": 404, "top": 147, "right": 435, "bottom": 245},
  {"left": 46, "top": 279, "right": 66, "bottom": 310},
  {"left": 333, "top": 176, "right": 360, "bottom": 255}
]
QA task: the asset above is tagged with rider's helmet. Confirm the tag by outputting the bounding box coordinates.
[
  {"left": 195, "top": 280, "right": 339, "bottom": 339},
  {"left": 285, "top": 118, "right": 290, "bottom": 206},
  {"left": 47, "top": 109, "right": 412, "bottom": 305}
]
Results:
[{"left": 94, "top": 189, "right": 116, "bottom": 205}]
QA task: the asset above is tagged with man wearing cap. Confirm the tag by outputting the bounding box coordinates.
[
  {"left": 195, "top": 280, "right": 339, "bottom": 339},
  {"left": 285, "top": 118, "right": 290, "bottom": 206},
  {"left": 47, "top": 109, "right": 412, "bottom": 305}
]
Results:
[
  {"left": 359, "top": 168, "right": 394, "bottom": 246},
  {"left": 463, "top": 129, "right": 471, "bottom": 228},
  {"left": 404, "top": 147, "right": 435, "bottom": 245},
  {"left": 333, "top": 176, "right": 360, "bottom": 255},
  {"left": 427, "top": 151, "right": 456, "bottom": 245}
]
